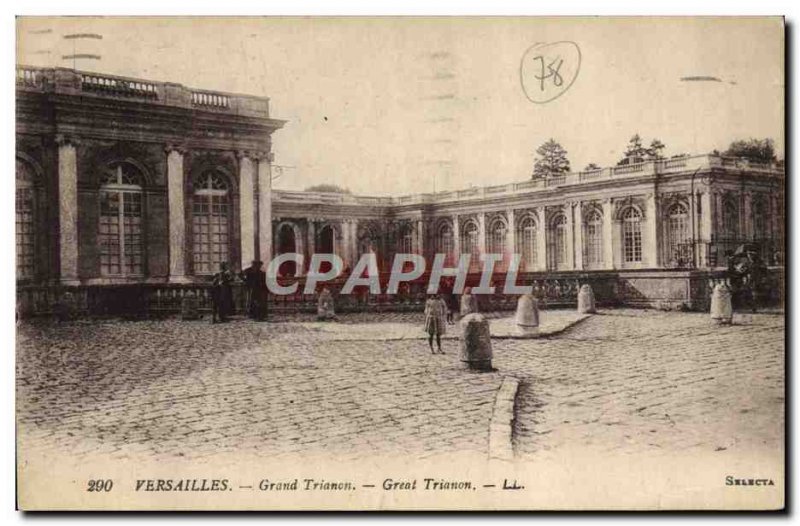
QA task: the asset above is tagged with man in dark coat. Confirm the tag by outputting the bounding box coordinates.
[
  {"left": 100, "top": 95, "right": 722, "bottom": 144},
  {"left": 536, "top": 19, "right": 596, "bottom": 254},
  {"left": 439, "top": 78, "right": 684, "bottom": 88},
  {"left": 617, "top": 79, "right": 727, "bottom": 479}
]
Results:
[
  {"left": 211, "top": 261, "right": 235, "bottom": 323},
  {"left": 241, "top": 260, "right": 268, "bottom": 321}
]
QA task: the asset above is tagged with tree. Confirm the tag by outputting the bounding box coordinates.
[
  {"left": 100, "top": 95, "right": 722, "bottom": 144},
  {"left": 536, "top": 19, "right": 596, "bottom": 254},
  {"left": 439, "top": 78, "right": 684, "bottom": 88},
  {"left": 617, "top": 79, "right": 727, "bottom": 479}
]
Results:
[
  {"left": 533, "top": 139, "right": 570, "bottom": 179},
  {"left": 722, "top": 138, "right": 777, "bottom": 164},
  {"left": 584, "top": 163, "right": 601, "bottom": 171},
  {"left": 617, "top": 134, "right": 667, "bottom": 165},
  {"left": 304, "top": 184, "right": 351, "bottom": 194},
  {"left": 647, "top": 139, "right": 666, "bottom": 160}
]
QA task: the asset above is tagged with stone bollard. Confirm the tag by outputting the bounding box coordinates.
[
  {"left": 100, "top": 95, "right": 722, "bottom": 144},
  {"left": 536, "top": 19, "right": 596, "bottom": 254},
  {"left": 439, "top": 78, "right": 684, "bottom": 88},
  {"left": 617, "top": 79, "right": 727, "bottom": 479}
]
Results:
[
  {"left": 460, "top": 290, "right": 479, "bottom": 317},
  {"left": 459, "top": 313, "right": 493, "bottom": 371},
  {"left": 515, "top": 294, "right": 540, "bottom": 337},
  {"left": 181, "top": 292, "right": 200, "bottom": 320},
  {"left": 317, "top": 288, "right": 336, "bottom": 321},
  {"left": 577, "top": 284, "right": 596, "bottom": 314},
  {"left": 710, "top": 282, "right": 733, "bottom": 325}
]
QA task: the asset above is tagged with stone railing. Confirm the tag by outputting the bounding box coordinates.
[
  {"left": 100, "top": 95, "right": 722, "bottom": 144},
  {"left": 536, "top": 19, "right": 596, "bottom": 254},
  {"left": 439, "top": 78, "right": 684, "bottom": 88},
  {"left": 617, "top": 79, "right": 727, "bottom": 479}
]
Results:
[
  {"left": 16, "top": 267, "right": 784, "bottom": 319},
  {"left": 273, "top": 151, "right": 783, "bottom": 207},
  {"left": 81, "top": 72, "right": 159, "bottom": 99},
  {"left": 16, "top": 65, "right": 271, "bottom": 118},
  {"left": 16, "top": 66, "right": 42, "bottom": 88},
  {"left": 191, "top": 91, "right": 230, "bottom": 109},
  {"left": 384, "top": 154, "right": 783, "bottom": 206}
]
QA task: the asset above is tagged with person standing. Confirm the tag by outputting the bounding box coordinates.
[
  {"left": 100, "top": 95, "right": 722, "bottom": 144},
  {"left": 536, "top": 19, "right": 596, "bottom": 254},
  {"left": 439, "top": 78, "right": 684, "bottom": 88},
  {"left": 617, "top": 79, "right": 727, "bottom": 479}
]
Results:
[
  {"left": 241, "top": 260, "right": 268, "bottom": 321},
  {"left": 211, "top": 262, "right": 235, "bottom": 323},
  {"left": 441, "top": 278, "right": 458, "bottom": 324},
  {"left": 424, "top": 293, "right": 447, "bottom": 354}
]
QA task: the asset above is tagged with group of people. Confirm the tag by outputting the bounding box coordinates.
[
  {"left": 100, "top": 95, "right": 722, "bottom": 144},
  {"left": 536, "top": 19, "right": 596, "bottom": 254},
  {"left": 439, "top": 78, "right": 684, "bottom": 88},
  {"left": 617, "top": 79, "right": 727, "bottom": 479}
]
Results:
[{"left": 210, "top": 260, "right": 269, "bottom": 323}]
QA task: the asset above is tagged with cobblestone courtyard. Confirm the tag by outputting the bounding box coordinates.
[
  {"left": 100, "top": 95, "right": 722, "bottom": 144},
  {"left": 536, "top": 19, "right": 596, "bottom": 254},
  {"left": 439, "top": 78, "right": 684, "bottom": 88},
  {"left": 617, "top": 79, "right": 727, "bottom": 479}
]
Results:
[{"left": 16, "top": 309, "right": 784, "bottom": 464}]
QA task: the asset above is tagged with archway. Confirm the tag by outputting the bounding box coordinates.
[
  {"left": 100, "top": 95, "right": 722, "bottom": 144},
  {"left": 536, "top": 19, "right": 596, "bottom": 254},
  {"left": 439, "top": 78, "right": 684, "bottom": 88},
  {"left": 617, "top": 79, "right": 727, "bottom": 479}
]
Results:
[
  {"left": 277, "top": 223, "right": 297, "bottom": 276},
  {"left": 316, "top": 224, "right": 336, "bottom": 273}
]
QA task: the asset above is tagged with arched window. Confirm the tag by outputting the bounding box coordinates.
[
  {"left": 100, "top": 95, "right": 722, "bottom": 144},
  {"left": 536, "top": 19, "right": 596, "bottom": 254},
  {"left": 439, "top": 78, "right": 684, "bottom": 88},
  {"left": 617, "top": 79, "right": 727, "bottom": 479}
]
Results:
[
  {"left": 99, "top": 162, "right": 144, "bottom": 276},
  {"left": 547, "top": 214, "right": 568, "bottom": 270},
  {"left": 192, "top": 170, "right": 230, "bottom": 274},
  {"left": 461, "top": 220, "right": 480, "bottom": 270},
  {"left": 16, "top": 159, "right": 36, "bottom": 280},
  {"left": 276, "top": 223, "right": 297, "bottom": 277},
  {"left": 437, "top": 222, "right": 454, "bottom": 264},
  {"left": 357, "top": 225, "right": 377, "bottom": 259},
  {"left": 666, "top": 202, "right": 689, "bottom": 266},
  {"left": 517, "top": 215, "right": 537, "bottom": 271},
  {"left": 752, "top": 196, "right": 769, "bottom": 241},
  {"left": 582, "top": 209, "right": 603, "bottom": 269},
  {"left": 721, "top": 197, "right": 739, "bottom": 240},
  {"left": 621, "top": 207, "right": 643, "bottom": 264},
  {"left": 488, "top": 218, "right": 507, "bottom": 262},
  {"left": 398, "top": 225, "right": 414, "bottom": 255}
]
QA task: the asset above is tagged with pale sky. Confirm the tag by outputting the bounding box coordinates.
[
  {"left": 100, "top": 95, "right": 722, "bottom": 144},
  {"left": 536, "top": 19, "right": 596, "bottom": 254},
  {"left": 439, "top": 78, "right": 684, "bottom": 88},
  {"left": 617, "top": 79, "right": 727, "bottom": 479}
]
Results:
[{"left": 17, "top": 17, "right": 784, "bottom": 196}]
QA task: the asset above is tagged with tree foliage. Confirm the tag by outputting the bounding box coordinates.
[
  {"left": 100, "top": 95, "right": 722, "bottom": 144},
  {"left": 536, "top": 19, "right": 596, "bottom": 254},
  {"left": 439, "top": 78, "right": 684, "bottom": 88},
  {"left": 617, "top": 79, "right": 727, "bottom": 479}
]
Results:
[
  {"left": 304, "top": 184, "right": 352, "bottom": 194},
  {"left": 584, "top": 163, "right": 601, "bottom": 171},
  {"left": 617, "top": 134, "right": 667, "bottom": 165},
  {"left": 722, "top": 138, "right": 777, "bottom": 164},
  {"left": 533, "top": 138, "right": 571, "bottom": 179}
]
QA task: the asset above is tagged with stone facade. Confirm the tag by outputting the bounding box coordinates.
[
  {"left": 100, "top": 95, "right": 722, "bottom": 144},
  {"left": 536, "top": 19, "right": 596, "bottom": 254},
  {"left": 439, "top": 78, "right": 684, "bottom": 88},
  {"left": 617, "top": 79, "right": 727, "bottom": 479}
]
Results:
[{"left": 16, "top": 66, "right": 785, "bottom": 313}]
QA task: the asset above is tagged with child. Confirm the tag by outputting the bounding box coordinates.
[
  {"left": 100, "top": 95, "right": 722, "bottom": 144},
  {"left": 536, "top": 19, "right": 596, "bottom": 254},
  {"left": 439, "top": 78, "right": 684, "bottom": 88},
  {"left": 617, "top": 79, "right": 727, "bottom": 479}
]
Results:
[{"left": 424, "top": 293, "right": 447, "bottom": 354}]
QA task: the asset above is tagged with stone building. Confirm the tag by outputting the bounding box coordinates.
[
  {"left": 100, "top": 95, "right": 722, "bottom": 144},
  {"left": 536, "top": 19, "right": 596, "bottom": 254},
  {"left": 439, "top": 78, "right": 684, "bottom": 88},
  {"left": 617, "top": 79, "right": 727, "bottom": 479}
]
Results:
[{"left": 16, "top": 66, "right": 785, "bottom": 314}]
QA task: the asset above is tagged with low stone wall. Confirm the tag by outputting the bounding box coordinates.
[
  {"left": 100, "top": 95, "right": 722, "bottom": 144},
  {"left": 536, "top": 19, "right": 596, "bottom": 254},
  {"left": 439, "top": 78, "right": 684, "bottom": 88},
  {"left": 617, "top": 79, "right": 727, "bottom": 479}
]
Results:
[{"left": 16, "top": 268, "right": 783, "bottom": 319}]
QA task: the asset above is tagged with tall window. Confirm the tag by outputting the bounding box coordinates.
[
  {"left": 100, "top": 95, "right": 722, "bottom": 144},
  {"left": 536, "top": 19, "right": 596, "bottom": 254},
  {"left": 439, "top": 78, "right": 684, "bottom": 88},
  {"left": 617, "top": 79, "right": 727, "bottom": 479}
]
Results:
[
  {"left": 582, "top": 209, "right": 603, "bottom": 269},
  {"left": 752, "top": 196, "right": 769, "bottom": 240},
  {"left": 721, "top": 197, "right": 739, "bottom": 240},
  {"left": 622, "top": 207, "right": 643, "bottom": 264},
  {"left": 16, "top": 159, "right": 36, "bottom": 280},
  {"left": 461, "top": 221, "right": 480, "bottom": 270},
  {"left": 99, "top": 163, "right": 144, "bottom": 276},
  {"left": 548, "top": 214, "right": 568, "bottom": 270},
  {"left": 398, "top": 226, "right": 414, "bottom": 254},
  {"left": 665, "top": 202, "right": 689, "bottom": 265},
  {"left": 488, "top": 219, "right": 507, "bottom": 269},
  {"left": 437, "top": 222, "right": 454, "bottom": 264},
  {"left": 517, "top": 215, "right": 537, "bottom": 271},
  {"left": 193, "top": 170, "right": 230, "bottom": 274}
]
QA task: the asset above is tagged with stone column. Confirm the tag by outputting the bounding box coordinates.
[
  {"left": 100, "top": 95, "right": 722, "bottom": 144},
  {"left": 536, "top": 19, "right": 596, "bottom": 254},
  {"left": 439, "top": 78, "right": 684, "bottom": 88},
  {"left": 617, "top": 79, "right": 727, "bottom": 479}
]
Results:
[
  {"left": 574, "top": 202, "right": 584, "bottom": 270},
  {"left": 645, "top": 193, "right": 660, "bottom": 268},
  {"left": 56, "top": 135, "right": 79, "bottom": 284},
  {"left": 602, "top": 199, "right": 614, "bottom": 269},
  {"left": 478, "top": 212, "right": 487, "bottom": 255},
  {"left": 536, "top": 208, "right": 547, "bottom": 271},
  {"left": 307, "top": 219, "right": 316, "bottom": 260},
  {"left": 743, "top": 191, "right": 753, "bottom": 240},
  {"left": 453, "top": 214, "right": 461, "bottom": 259},
  {"left": 257, "top": 154, "right": 273, "bottom": 266},
  {"left": 166, "top": 145, "right": 188, "bottom": 282},
  {"left": 237, "top": 152, "right": 256, "bottom": 268},
  {"left": 565, "top": 203, "right": 575, "bottom": 270},
  {"left": 699, "top": 191, "right": 713, "bottom": 267},
  {"left": 506, "top": 209, "right": 516, "bottom": 270},
  {"left": 350, "top": 221, "right": 359, "bottom": 267},
  {"left": 416, "top": 219, "right": 425, "bottom": 256}
]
